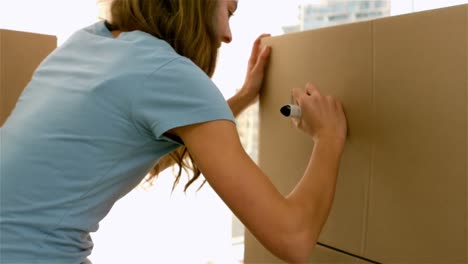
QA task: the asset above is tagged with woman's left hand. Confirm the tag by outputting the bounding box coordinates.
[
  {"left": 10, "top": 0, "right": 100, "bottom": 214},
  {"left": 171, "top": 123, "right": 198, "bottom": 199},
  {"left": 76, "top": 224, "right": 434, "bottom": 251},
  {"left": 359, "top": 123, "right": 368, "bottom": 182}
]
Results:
[{"left": 239, "top": 33, "right": 271, "bottom": 104}]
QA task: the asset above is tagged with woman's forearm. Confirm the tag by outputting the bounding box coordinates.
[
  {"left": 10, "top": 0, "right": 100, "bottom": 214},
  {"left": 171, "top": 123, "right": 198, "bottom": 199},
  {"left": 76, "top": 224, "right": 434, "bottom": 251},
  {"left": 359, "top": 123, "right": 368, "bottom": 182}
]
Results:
[
  {"left": 227, "top": 88, "right": 256, "bottom": 117},
  {"left": 286, "top": 138, "right": 344, "bottom": 251}
]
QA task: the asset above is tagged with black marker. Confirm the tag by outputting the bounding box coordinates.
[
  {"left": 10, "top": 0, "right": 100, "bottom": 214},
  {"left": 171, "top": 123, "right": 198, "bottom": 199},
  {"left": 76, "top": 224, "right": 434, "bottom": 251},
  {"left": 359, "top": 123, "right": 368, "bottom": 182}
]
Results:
[{"left": 280, "top": 104, "right": 301, "bottom": 118}]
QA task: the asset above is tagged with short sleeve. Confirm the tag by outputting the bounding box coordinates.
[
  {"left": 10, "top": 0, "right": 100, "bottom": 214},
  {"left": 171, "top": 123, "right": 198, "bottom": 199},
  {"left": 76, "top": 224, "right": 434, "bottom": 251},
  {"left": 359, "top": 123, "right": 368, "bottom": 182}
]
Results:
[{"left": 132, "top": 57, "right": 236, "bottom": 142}]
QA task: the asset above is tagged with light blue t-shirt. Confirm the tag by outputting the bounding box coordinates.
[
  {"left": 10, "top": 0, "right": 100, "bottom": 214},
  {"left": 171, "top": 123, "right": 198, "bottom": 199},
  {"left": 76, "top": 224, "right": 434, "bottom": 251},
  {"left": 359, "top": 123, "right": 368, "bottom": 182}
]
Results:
[{"left": 0, "top": 21, "right": 235, "bottom": 263}]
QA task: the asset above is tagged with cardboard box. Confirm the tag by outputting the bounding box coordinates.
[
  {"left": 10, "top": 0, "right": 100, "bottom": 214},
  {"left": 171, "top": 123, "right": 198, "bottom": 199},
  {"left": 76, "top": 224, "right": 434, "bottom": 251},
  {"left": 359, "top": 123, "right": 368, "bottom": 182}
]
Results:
[
  {"left": 0, "top": 29, "right": 57, "bottom": 126},
  {"left": 245, "top": 4, "right": 468, "bottom": 264}
]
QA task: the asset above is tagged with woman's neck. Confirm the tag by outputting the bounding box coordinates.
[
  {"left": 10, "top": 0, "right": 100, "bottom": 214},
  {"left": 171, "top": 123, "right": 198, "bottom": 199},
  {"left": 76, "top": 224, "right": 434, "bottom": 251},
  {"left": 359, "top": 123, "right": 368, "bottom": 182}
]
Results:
[{"left": 111, "top": 30, "right": 121, "bottom": 38}]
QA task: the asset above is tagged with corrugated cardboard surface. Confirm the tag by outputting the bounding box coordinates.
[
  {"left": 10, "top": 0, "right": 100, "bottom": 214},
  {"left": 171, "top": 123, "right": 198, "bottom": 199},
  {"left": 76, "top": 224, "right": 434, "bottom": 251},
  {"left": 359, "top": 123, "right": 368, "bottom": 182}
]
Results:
[
  {"left": 0, "top": 29, "right": 57, "bottom": 126},
  {"left": 245, "top": 4, "right": 468, "bottom": 264}
]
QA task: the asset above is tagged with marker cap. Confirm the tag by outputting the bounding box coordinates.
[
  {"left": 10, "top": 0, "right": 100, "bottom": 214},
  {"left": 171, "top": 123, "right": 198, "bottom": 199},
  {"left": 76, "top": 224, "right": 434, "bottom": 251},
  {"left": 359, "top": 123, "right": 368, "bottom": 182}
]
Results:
[{"left": 280, "top": 104, "right": 301, "bottom": 118}]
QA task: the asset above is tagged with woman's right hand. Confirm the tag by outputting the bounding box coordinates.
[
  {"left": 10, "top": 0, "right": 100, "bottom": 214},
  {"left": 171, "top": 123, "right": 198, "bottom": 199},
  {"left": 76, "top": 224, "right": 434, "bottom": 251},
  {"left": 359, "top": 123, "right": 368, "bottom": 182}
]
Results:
[{"left": 292, "top": 83, "right": 347, "bottom": 147}]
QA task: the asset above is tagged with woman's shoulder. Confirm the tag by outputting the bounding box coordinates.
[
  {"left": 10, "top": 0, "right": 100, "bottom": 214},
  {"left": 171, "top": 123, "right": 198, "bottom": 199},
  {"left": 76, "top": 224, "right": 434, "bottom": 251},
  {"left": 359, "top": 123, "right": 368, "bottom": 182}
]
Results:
[
  {"left": 64, "top": 21, "right": 209, "bottom": 88},
  {"left": 118, "top": 32, "right": 206, "bottom": 79}
]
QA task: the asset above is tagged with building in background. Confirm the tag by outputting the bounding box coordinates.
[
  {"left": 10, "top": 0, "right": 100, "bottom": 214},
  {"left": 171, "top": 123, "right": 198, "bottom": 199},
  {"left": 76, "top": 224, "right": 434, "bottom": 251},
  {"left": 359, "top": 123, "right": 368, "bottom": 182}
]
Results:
[
  {"left": 236, "top": 103, "right": 260, "bottom": 163},
  {"left": 284, "top": 0, "right": 391, "bottom": 32}
]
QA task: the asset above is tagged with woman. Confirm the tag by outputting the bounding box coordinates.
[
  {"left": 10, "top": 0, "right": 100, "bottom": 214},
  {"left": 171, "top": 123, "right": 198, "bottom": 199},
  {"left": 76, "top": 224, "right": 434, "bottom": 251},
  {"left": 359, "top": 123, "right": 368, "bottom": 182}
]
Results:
[{"left": 0, "top": 0, "right": 347, "bottom": 263}]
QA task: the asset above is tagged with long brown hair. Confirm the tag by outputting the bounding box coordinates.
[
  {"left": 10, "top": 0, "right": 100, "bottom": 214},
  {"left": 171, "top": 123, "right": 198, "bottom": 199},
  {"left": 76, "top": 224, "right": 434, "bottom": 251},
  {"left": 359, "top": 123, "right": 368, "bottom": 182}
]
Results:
[{"left": 108, "top": 0, "right": 221, "bottom": 191}]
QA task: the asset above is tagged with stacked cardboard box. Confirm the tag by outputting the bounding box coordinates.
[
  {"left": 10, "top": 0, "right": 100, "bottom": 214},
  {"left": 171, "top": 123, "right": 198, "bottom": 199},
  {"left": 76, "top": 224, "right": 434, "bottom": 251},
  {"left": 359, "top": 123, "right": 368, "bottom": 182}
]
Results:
[
  {"left": 246, "top": 4, "right": 468, "bottom": 264},
  {"left": 0, "top": 29, "right": 57, "bottom": 126}
]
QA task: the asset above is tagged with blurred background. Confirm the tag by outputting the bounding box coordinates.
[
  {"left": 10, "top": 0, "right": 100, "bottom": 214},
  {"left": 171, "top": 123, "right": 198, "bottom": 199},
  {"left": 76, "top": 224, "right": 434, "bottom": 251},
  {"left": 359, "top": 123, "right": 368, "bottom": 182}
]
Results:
[{"left": 1, "top": 0, "right": 467, "bottom": 263}]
